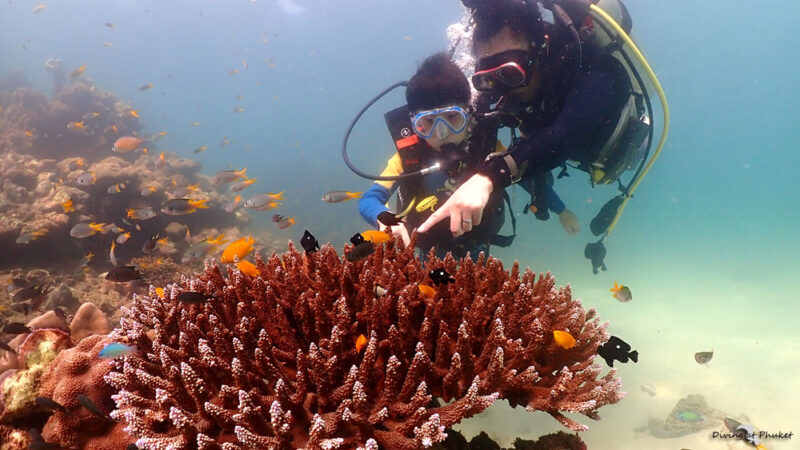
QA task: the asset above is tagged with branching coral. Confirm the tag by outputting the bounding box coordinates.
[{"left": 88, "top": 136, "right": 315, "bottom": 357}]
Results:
[{"left": 105, "top": 238, "right": 623, "bottom": 449}]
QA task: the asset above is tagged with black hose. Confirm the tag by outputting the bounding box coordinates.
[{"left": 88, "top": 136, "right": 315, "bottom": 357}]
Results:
[{"left": 341, "top": 81, "right": 443, "bottom": 182}]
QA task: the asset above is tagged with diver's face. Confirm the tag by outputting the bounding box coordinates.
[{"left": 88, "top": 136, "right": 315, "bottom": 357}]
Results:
[
  {"left": 474, "top": 27, "right": 538, "bottom": 102},
  {"left": 412, "top": 104, "right": 469, "bottom": 150},
  {"left": 423, "top": 126, "right": 467, "bottom": 150}
]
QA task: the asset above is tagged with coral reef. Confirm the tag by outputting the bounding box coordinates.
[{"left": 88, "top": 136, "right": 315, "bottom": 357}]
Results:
[
  {"left": 0, "top": 149, "right": 245, "bottom": 271},
  {"left": 0, "top": 79, "right": 138, "bottom": 160},
  {"left": 69, "top": 302, "right": 112, "bottom": 342},
  {"left": 433, "top": 430, "right": 586, "bottom": 450},
  {"left": 38, "top": 334, "right": 135, "bottom": 449},
  {"left": 106, "top": 237, "right": 622, "bottom": 449},
  {"left": 0, "top": 328, "right": 72, "bottom": 425}
]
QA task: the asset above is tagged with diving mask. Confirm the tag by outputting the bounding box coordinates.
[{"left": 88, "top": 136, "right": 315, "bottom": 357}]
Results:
[
  {"left": 472, "top": 49, "right": 534, "bottom": 93},
  {"left": 411, "top": 106, "right": 469, "bottom": 140}
]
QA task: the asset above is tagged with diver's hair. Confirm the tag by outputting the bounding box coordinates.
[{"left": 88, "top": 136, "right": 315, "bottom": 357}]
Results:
[
  {"left": 471, "top": 0, "right": 544, "bottom": 51},
  {"left": 406, "top": 52, "right": 470, "bottom": 113}
]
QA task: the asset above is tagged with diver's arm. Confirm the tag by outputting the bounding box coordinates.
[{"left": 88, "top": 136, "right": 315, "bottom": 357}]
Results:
[
  {"left": 547, "top": 186, "right": 581, "bottom": 235},
  {"left": 477, "top": 66, "right": 624, "bottom": 189},
  {"left": 358, "top": 153, "right": 403, "bottom": 228},
  {"left": 359, "top": 184, "right": 392, "bottom": 228}
]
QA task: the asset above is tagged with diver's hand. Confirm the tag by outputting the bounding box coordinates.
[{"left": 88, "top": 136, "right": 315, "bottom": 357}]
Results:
[
  {"left": 378, "top": 220, "right": 410, "bottom": 246},
  {"left": 417, "top": 174, "right": 493, "bottom": 237},
  {"left": 558, "top": 209, "right": 580, "bottom": 235}
]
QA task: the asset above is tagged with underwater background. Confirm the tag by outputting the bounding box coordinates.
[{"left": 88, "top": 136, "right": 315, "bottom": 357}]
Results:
[{"left": 1, "top": 0, "right": 798, "bottom": 449}]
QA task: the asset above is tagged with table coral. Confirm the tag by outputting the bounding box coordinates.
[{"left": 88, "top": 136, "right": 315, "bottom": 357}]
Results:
[{"left": 106, "top": 238, "right": 623, "bottom": 449}]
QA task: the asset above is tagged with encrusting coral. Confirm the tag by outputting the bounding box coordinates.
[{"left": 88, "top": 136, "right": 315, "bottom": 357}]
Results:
[
  {"left": 105, "top": 236, "right": 623, "bottom": 449},
  {"left": 38, "top": 334, "right": 134, "bottom": 449}
]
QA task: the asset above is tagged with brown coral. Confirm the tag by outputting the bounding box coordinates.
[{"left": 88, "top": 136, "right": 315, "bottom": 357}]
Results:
[
  {"left": 105, "top": 238, "right": 623, "bottom": 449},
  {"left": 38, "top": 334, "right": 134, "bottom": 449}
]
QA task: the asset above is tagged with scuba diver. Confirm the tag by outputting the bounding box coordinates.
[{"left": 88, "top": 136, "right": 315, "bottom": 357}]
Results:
[
  {"left": 416, "top": 0, "right": 669, "bottom": 273},
  {"left": 357, "top": 53, "right": 578, "bottom": 260}
]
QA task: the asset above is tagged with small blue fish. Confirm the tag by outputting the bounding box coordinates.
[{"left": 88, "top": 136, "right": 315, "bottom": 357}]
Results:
[
  {"left": 99, "top": 343, "right": 137, "bottom": 359},
  {"left": 676, "top": 411, "right": 704, "bottom": 423}
]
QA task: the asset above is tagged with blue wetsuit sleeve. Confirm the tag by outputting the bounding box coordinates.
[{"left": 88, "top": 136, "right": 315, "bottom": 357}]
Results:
[
  {"left": 547, "top": 185, "right": 565, "bottom": 215},
  {"left": 358, "top": 183, "right": 392, "bottom": 228},
  {"left": 477, "top": 65, "right": 625, "bottom": 189}
]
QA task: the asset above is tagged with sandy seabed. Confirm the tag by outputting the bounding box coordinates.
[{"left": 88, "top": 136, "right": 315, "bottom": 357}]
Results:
[{"left": 453, "top": 247, "right": 800, "bottom": 450}]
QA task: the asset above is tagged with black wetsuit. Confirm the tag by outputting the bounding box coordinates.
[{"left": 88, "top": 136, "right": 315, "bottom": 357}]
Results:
[{"left": 477, "top": 39, "right": 632, "bottom": 190}]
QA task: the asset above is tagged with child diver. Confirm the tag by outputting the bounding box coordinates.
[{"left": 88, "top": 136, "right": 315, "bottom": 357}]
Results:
[{"left": 358, "top": 52, "right": 578, "bottom": 260}]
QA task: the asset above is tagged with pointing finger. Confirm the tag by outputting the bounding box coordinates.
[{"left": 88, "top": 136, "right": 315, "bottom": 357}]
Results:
[{"left": 417, "top": 204, "right": 448, "bottom": 233}]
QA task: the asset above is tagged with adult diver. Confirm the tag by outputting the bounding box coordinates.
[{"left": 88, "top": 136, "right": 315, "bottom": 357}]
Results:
[{"left": 342, "top": 0, "right": 669, "bottom": 272}]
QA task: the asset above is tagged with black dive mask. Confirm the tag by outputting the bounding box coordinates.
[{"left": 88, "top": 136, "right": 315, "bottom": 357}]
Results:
[{"left": 473, "top": 50, "right": 536, "bottom": 96}]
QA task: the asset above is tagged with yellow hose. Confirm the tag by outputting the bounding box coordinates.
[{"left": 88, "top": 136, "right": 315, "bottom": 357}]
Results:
[{"left": 589, "top": 4, "right": 670, "bottom": 240}]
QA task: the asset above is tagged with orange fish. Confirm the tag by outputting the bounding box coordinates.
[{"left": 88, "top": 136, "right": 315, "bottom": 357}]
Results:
[
  {"left": 553, "top": 330, "right": 576, "bottom": 349},
  {"left": 355, "top": 334, "right": 368, "bottom": 352},
  {"left": 61, "top": 199, "right": 75, "bottom": 213},
  {"left": 418, "top": 284, "right": 436, "bottom": 299},
  {"left": 33, "top": 4, "right": 47, "bottom": 13},
  {"left": 67, "top": 158, "right": 85, "bottom": 170},
  {"left": 220, "top": 236, "right": 255, "bottom": 263},
  {"left": 67, "top": 120, "right": 86, "bottom": 130},
  {"left": 236, "top": 260, "right": 260, "bottom": 277},
  {"left": 112, "top": 136, "right": 143, "bottom": 153},
  {"left": 361, "top": 230, "right": 391, "bottom": 244},
  {"left": 155, "top": 287, "right": 165, "bottom": 298},
  {"left": 128, "top": 110, "right": 140, "bottom": 118},
  {"left": 24, "top": 130, "right": 34, "bottom": 137},
  {"left": 70, "top": 64, "right": 86, "bottom": 80}
]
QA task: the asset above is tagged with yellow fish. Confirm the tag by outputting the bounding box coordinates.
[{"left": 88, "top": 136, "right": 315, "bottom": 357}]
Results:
[
  {"left": 67, "top": 121, "right": 86, "bottom": 130},
  {"left": 24, "top": 130, "right": 34, "bottom": 137},
  {"left": 61, "top": 199, "right": 75, "bottom": 213},
  {"left": 206, "top": 234, "right": 227, "bottom": 246},
  {"left": 361, "top": 230, "right": 391, "bottom": 244},
  {"left": 609, "top": 282, "right": 633, "bottom": 303},
  {"left": 553, "top": 330, "right": 576, "bottom": 349},
  {"left": 70, "top": 64, "right": 86, "bottom": 80},
  {"left": 418, "top": 284, "right": 436, "bottom": 299},
  {"left": 355, "top": 334, "right": 368, "bottom": 352},
  {"left": 232, "top": 107, "right": 245, "bottom": 113},
  {"left": 139, "top": 83, "right": 154, "bottom": 91},
  {"left": 190, "top": 121, "right": 201, "bottom": 127},
  {"left": 228, "top": 69, "right": 239, "bottom": 75},
  {"left": 236, "top": 260, "right": 260, "bottom": 277},
  {"left": 193, "top": 145, "right": 208, "bottom": 154},
  {"left": 220, "top": 236, "right": 255, "bottom": 263}
]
